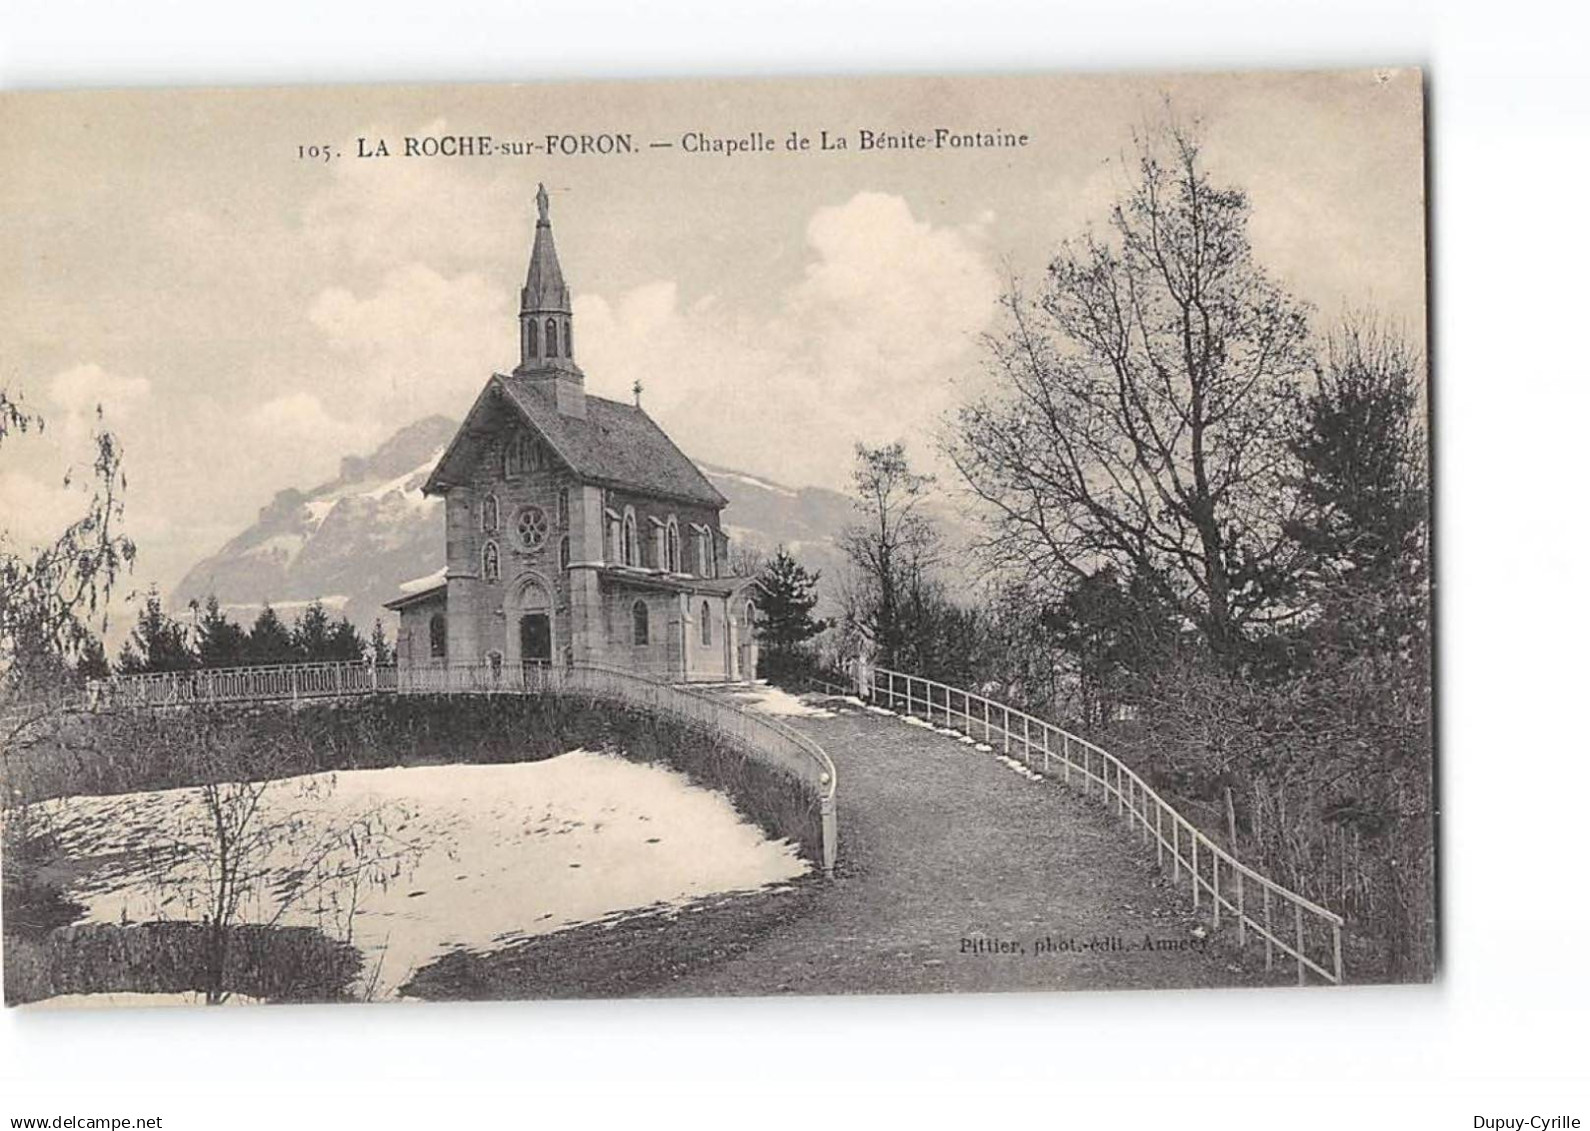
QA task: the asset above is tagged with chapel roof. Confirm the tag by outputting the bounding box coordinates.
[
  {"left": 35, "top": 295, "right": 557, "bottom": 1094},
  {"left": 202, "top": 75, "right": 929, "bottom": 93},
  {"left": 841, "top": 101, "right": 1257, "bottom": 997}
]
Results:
[{"left": 423, "top": 374, "right": 729, "bottom": 509}]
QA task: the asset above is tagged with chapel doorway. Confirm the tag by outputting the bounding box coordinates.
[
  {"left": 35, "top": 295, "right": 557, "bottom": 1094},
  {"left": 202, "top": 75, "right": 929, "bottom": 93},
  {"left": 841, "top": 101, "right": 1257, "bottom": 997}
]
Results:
[{"left": 519, "top": 613, "right": 552, "bottom": 666}]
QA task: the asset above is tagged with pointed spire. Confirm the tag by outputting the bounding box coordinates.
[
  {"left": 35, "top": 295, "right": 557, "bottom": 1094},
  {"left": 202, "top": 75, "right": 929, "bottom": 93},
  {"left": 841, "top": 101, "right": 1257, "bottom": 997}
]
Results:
[
  {"left": 523, "top": 184, "right": 570, "bottom": 315},
  {"left": 514, "top": 184, "right": 584, "bottom": 417}
]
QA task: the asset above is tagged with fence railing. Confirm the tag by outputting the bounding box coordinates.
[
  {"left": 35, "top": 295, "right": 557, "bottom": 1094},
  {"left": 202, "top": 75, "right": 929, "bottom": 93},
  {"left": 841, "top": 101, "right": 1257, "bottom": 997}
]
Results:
[
  {"left": 87, "top": 660, "right": 838, "bottom": 877},
  {"left": 863, "top": 666, "right": 1344, "bottom": 985}
]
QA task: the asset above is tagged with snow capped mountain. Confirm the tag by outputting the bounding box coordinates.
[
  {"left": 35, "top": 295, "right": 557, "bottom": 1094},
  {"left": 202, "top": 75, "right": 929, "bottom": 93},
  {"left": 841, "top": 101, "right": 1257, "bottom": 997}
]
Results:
[
  {"left": 171, "top": 423, "right": 871, "bottom": 636},
  {"left": 173, "top": 416, "right": 456, "bottom": 635},
  {"left": 173, "top": 418, "right": 984, "bottom": 639}
]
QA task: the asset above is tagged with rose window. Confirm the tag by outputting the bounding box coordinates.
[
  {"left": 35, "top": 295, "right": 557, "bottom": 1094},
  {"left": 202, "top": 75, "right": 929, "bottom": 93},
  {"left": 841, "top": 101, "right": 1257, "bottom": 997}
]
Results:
[{"left": 516, "top": 505, "right": 549, "bottom": 551}]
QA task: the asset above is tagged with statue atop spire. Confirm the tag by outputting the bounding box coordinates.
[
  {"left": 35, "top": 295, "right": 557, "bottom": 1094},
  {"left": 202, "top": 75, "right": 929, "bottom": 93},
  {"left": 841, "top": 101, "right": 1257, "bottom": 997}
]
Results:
[{"left": 515, "top": 182, "right": 583, "bottom": 416}]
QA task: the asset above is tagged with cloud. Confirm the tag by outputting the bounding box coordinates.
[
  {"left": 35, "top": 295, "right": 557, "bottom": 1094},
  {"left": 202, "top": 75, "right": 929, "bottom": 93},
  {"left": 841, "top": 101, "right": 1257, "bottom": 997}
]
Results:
[
  {"left": 300, "top": 120, "right": 526, "bottom": 273},
  {"left": 573, "top": 192, "right": 999, "bottom": 488},
  {"left": 307, "top": 262, "right": 512, "bottom": 422},
  {"left": 247, "top": 392, "right": 379, "bottom": 452},
  {"left": 48, "top": 363, "right": 151, "bottom": 433}
]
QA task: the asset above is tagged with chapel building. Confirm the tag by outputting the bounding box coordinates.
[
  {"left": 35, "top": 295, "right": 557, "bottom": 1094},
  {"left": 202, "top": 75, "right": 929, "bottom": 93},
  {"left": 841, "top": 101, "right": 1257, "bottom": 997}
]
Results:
[{"left": 384, "top": 186, "right": 758, "bottom": 682}]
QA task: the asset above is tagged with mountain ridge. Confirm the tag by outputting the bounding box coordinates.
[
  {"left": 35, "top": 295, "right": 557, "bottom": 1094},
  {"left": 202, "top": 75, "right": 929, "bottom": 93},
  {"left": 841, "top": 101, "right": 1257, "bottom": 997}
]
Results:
[{"left": 172, "top": 418, "right": 909, "bottom": 634}]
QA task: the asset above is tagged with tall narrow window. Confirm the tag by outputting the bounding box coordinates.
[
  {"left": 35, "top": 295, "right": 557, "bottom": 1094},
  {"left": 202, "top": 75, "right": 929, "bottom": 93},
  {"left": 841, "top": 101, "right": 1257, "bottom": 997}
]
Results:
[
  {"left": 557, "top": 487, "right": 570, "bottom": 528},
  {"left": 665, "top": 518, "right": 680, "bottom": 573},
  {"left": 559, "top": 535, "right": 571, "bottom": 571},
  {"left": 545, "top": 318, "right": 558, "bottom": 358},
  {"left": 482, "top": 493, "right": 500, "bottom": 534},
  {"left": 483, "top": 540, "right": 500, "bottom": 582},
  {"left": 700, "top": 602, "right": 712, "bottom": 646},
  {"left": 622, "top": 508, "right": 638, "bottom": 566},
  {"left": 564, "top": 320, "right": 573, "bottom": 357},
  {"left": 429, "top": 613, "right": 447, "bottom": 659},
  {"left": 527, "top": 318, "right": 538, "bottom": 359},
  {"left": 632, "top": 600, "right": 649, "bottom": 646}
]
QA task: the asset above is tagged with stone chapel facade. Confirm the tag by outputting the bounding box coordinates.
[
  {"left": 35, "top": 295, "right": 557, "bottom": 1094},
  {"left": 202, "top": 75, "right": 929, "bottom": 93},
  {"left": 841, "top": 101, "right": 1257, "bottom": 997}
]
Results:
[{"left": 384, "top": 186, "right": 758, "bottom": 682}]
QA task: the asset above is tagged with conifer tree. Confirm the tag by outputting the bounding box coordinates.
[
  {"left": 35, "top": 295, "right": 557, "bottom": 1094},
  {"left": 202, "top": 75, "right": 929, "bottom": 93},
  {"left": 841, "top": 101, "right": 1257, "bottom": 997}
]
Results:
[
  {"left": 195, "top": 594, "right": 248, "bottom": 669},
  {"left": 369, "top": 619, "right": 393, "bottom": 666},
  {"left": 754, "top": 546, "right": 825, "bottom": 655},
  {"left": 245, "top": 604, "right": 296, "bottom": 665},
  {"left": 118, "top": 592, "right": 196, "bottom": 674}
]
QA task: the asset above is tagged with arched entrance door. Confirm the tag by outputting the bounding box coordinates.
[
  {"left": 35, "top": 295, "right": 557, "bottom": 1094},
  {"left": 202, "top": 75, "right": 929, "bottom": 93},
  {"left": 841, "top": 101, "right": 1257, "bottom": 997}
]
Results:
[
  {"left": 506, "top": 574, "right": 554, "bottom": 670},
  {"left": 520, "top": 612, "right": 551, "bottom": 665}
]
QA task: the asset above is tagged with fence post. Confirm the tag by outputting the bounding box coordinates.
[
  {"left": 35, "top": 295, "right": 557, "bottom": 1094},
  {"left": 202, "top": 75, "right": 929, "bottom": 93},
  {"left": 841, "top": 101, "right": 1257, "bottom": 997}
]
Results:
[
  {"left": 1191, "top": 836, "right": 1200, "bottom": 910},
  {"left": 1042, "top": 727, "right": 1050, "bottom": 773},
  {"left": 1295, "top": 904, "right": 1306, "bottom": 986},
  {"left": 820, "top": 793, "right": 837, "bottom": 879},
  {"left": 1264, "top": 885, "right": 1274, "bottom": 971},
  {"left": 1236, "top": 871, "right": 1246, "bottom": 947},
  {"left": 1002, "top": 706, "right": 1010, "bottom": 753},
  {"left": 1062, "top": 734, "right": 1070, "bottom": 785},
  {"left": 1332, "top": 922, "right": 1343, "bottom": 985},
  {"left": 1212, "top": 856, "right": 1221, "bottom": 929},
  {"left": 1155, "top": 805, "right": 1163, "bottom": 868},
  {"left": 983, "top": 698, "right": 990, "bottom": 743},
  {"left": 1173, "top": 820, "right": 1180, "bottom": 881},
  {"left": 1022, "top": 716, "right": 1031, "bottom": 765}
]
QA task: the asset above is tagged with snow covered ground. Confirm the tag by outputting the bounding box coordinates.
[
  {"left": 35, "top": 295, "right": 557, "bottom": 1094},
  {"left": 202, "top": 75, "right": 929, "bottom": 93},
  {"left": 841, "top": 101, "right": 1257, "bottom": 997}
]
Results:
[
  {"left": 36, "top": 751, "right": 808, "bottom": 1003},
  {"left": 726, "top": 683, "right": 838, "bottom": 719}
]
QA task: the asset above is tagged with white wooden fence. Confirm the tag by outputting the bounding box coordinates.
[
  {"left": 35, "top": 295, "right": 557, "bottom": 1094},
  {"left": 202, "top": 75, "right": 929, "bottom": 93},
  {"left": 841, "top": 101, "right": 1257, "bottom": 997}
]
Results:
[
  {"left": 88, "top": 660, "right": 838, "bottom": 877},
  {"left": 866, "top": 666, "right": 1345, "bottom": 985}
]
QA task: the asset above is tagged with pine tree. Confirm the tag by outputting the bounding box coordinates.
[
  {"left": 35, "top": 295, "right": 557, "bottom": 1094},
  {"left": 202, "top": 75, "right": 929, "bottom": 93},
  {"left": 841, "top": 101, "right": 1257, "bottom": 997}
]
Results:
[
  {"left": 325, "top": 616, "right": 366, "bottom": 662},
  {"left": 755, "top": 547, "right": 824, "bottom": 653},
  {"left": 75, "top": 635, "right": 112, "bottom": 681},
  {"left": 1283, "top": 318, "right": 1428, "bottom": 667},
  {"left": 291, "top": 601, "right": 334, "bottom": 662},
  {"left": 119, "top": 592, "right": 196, "bottom": 673},
  {"left": 195, "top": 594, "right": 248, "bottom": 669},
  {"left": 369, "top": 619, "right": 393, "bottom": 666},
  {"left": 245, "top": 604, "right": 296, "bottom": 666}
]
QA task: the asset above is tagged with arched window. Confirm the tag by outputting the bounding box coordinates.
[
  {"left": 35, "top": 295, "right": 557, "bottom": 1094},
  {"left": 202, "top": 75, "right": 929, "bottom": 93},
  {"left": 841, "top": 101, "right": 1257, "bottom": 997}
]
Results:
[
  {"left": 482, "top": 493, "right": 500, "bottom": 534},
  {"left": 429, "top": 613, "right": 447, "bottom": 658},
  {"left": 708, "top": 535, "right": 718, "bottom": 579},
  {"left": 700, "top": 602, "right": 713, "bottom": 646},
  {"left": 504, "top": 433, "right": 542, "bottom": 478},
  {"left": 665, "top": 518, "right": 680, "bottom": 573},
  {"left": 632, "top": 600, "right": 649, "bottom": 646},
  {"left": 745, "top": 600, "right": 756, "bottom": 629},
  {"left": 526, "top": 318, "right": 538, "bottom": 359},
  {"left": 545, "top": 318, "right": 558, "bottom": 358},
  {"left": 564, "top": 320, "right": 572, "bottom": 357},
  {"left": 557, "top": 488, "right": 570, "bottom": 528},
  {"left": 482, "top": 540, "right": 500, "bottom": 582},
  {"left": 559, "top": 534, "right": 571, "bottom": 571},
  {"left": 622, "top": 508, "right": 638, "bottom": 566}
]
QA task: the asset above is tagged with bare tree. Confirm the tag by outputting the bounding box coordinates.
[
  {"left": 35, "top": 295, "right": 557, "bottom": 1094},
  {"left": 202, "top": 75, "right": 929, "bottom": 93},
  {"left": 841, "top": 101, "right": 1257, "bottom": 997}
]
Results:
[
  {"left": 147, "top": 713, "right": 419, "bottom": 1004},
  {"left": 838, "top": 442, "right": 940, "bottom": 667},
  {"left": 948, "top": 122, "right": 1314, "bottom": 661}
]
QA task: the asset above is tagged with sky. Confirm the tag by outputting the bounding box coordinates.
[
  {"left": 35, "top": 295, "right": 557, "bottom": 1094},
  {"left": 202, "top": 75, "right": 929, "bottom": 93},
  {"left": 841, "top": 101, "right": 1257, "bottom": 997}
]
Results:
[{"left": 0, "top": 69, "right": 1426, "bottom": 616}]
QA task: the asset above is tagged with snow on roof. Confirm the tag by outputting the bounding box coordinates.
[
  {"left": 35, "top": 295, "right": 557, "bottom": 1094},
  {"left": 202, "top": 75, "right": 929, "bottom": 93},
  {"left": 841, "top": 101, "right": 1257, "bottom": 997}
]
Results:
[{"left": 398, "top": 567, "right": 447, "bottom": 594}]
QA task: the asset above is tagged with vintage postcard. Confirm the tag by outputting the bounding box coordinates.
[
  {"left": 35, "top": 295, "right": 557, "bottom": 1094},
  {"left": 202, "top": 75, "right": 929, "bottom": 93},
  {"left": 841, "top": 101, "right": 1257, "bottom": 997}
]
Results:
[{"left": 0, "top": 70, "right": 1432, "bottom": 1008}]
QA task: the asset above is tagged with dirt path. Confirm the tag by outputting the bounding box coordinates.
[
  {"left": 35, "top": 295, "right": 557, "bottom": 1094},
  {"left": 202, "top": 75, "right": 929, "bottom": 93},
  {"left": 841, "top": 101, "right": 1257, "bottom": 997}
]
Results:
[{"left": 659, "top": 699, "right": 1270, "bottom": 997}]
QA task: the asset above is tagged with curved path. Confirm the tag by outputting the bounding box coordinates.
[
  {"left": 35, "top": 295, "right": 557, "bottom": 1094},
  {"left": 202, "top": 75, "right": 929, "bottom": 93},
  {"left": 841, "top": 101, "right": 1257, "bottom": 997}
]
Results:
[{"left": 662, "top": 697, "right": 1270, "bottom": 997}]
